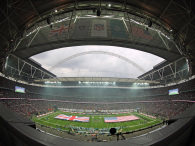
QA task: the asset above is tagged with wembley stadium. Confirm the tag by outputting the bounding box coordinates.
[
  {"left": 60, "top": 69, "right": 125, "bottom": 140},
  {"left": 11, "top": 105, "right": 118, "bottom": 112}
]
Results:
[{"left": 0, "top": 0, "right": 195, "bottom": 146}]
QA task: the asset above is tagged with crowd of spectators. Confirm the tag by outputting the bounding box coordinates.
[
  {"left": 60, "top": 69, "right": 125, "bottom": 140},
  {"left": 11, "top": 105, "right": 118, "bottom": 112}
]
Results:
[
  {"left": 0, "top": 76, "right": 194, "bottom": 119},
  {"left": 0, "top": 89, "right": 52, "bottom": 117}
]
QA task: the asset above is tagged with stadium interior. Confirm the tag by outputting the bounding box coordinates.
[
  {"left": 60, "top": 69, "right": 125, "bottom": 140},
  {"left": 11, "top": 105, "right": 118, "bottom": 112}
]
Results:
[{"left": 0, "top": 0, "right": 195, "bottom": 146}]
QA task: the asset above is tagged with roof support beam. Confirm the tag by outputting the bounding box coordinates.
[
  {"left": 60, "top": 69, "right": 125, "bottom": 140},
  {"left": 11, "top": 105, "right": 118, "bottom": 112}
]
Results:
[
  {"left": 11, "top": 67, "right": 17, "bottom": 78},
  {"left": 139, "top": 57, "right": 187, "bottom": 81},
  {"left": 158, "top": 32, "right": 171, "bottom": 51},
  {"left": 171, "top": 1, "right": 189, "bottom": 11},
  {"left": 0, "top": 9, "right": 19, "bottom": 32},
  {"left": 0, "top": 34, "right": 9, "bottom": 42},
  {"left": 27, "top": 28, "right": 40, "bottom": 47},
  {"left": 10, "top": 54, "right": 55, "bottom": 79},
  {"left": 32, "top": 68, "right": 37, "bottom": 79},
  {"left": 159, "top": 0, "right": 172, "bottom": 20},
  {"left": 19, "top": 62, "right": 26, "bottom": 76},
  {"left": 29, "top": 0, "right": 41, "bottom": 18},
  {"left": 177, "top": 14, "right": 195, "bottom": 35},
  {"left": 186, "top": 38, "right": 195, "bottom": 46},
  {"left": 13, "top": 38, "right": 23, "bottom": 52},
  {"left": 172, "top": 40, "right": 183, "bottom": 55},
  {"left": 67, "top": 0, "right": 77, "bottom": 39},
  {"left": 0, "top": 0, "right": 24, "bottom": 33}
]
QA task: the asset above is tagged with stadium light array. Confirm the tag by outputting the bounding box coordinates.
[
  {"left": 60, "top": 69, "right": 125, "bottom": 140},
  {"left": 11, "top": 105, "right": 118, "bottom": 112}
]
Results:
[
  {"left": 5, "top": 56, "right": 9, "bottom": 69},
  {"left": 78, "top": 81, "right": 115, "bottom": 85},
  {"left": 186, "top": 58, "right": 190, "bottom": 72},
  {"left": 45, "top": 81, "right": 61, "bottom": 84},
  {"left": 133, "top": 83, "right": 149, "bottom": 85}
]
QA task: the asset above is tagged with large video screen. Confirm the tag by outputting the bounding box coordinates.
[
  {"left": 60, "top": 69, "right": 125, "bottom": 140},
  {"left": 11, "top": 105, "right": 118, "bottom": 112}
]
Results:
[
  {"left": 169, "top": 88, "right": 179, "bottom": 95},
  {"left": 15, "top": 86, "right": 25, "bottom": 93}
]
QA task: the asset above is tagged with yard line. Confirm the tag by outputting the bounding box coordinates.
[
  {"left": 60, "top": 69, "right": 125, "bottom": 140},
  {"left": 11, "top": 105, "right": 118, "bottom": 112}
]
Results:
[{"left": 34, "top": 111, "right": 161, "bottom": 133}]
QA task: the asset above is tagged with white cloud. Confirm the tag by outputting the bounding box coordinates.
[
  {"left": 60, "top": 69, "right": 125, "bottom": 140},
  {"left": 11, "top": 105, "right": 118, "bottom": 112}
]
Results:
[{"left": 31, "top": 45, "right": 164, "bottom": 78}]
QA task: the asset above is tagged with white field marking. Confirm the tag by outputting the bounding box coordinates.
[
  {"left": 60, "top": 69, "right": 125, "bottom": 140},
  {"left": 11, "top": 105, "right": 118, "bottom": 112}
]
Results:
[
  {"left": 135, "top": 113, "right": 156, "bottom": 121},
  {"left": 132, "top": 113, "right": 159, "bottom": 123},
  {"left": 35, "top": 112, "right": 160, "bottom": 130},
  {"left": 36, "top": 118, "right": 159, "bottom": 132},
  {"left": 36, "top": 119, "right": 67, "bottom": 127},
  {"left": 37, "top": 111, "right": 59, "bottom": 120}
]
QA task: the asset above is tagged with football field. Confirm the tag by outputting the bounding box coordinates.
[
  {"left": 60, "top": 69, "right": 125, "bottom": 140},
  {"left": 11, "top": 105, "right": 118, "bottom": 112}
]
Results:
[{"left": 32, "top": 111, "right": 162, "bottom": 133}]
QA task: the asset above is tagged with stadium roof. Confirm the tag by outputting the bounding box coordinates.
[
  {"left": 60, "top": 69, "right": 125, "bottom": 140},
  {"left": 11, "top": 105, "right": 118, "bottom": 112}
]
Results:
[
  {"left": 138, "top": 57, "right": 189, "bottom": 83},
  {"left": 0, "top": 0, "right": 195, "bottom": 76}
]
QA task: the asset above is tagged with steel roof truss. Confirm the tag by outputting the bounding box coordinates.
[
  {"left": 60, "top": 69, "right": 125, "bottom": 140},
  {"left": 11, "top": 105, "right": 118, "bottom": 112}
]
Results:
[{"left": 27, "top": 28, "right": 40, "bottom": 47}]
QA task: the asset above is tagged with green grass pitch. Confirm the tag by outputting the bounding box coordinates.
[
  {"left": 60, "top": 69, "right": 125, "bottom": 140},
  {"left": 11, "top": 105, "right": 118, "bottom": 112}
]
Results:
[{"left": 32, "top": 111, "right": 162, "bottom": 132}]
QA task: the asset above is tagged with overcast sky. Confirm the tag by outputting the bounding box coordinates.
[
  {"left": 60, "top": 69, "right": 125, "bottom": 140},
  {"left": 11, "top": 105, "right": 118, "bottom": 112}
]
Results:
[{"left": 30, "top": 45, "right": 164, "bottom": 78}]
